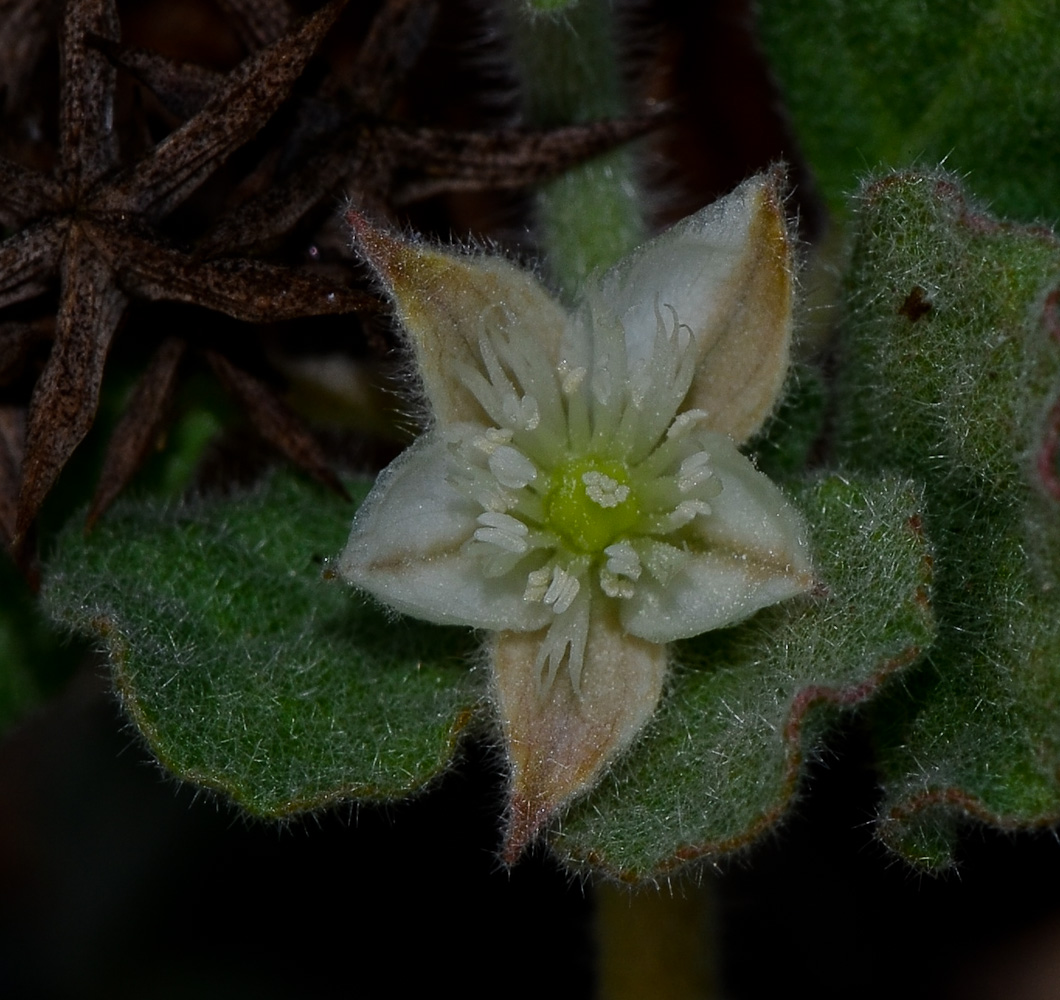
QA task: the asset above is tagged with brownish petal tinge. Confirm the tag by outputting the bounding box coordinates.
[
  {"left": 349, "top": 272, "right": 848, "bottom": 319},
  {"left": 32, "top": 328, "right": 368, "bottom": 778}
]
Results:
[
  {"left": 685, "top": 169, "right": 794, "bottom": 443},
  {"left": 597, "top": 168, "right": 795, "bottom": 445},
  {"left": 348, "top": 212, "right": 569, "bottom": 426},
  {"left": 493, "top": 605, "right": 668, "bottom": 862}
]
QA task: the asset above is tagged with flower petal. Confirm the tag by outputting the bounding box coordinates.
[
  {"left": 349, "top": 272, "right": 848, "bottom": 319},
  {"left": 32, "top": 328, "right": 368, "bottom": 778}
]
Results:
[
  {"left": 348, "top": 212, "right": 570, "bottom": 426},
  {"left": 493, "top": 602, "right": 668, "bottom": 861},
  {"left": 336, "top": 431, "right": 551, "bottom": 632},
  {"left": 594, "top": 169, "right": 794, "bottom": 444},
  {"left": 623, "top": 433, "right": 813, "bottom": 643}
]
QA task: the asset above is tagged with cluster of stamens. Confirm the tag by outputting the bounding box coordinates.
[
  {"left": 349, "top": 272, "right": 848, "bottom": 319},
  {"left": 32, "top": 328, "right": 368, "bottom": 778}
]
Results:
[{"left": 444, "top": 302, "right": 726, "bottom": 691}]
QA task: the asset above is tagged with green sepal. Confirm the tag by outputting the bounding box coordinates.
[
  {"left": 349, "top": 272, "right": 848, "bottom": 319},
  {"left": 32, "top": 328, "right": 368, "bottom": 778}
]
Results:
[
  {"left": 553, "top": 474, "right": 935, "bottom": 880},
  {"left": 42, "top": 473, "right": 480, "bottom": 815}
]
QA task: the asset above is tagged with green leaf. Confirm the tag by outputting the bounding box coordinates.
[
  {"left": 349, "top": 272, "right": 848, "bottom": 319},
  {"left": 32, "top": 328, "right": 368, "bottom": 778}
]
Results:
[
  {"left": 553, "top": 474, "right": 934, "bottom": 880},
  {"left": 757, "top": 0, "right": 1060, "bottom": 221},
  {"left": 42, "top": 473, "right": 480, "bottom": 815},
  {"left": 835, "top": 170, "right": 1060, "bottom": 867}
]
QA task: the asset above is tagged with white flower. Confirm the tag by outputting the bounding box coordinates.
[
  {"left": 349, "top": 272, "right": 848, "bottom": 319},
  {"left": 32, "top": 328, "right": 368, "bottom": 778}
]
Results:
[{"left": 337, "top": 171, "right": 813, "bottom": 859}]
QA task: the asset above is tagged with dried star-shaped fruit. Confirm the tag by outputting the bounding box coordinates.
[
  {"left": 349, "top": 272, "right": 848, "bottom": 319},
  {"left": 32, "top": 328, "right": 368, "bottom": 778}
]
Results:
[
  {"left": 338, "top": 170, "right": 814, "bottom": 857},
  {"left": 0, "top": 0, "right": 377, "bottom": 557},
  {"left": 0, "top": 0, "right": 665, "bottom": 563}
]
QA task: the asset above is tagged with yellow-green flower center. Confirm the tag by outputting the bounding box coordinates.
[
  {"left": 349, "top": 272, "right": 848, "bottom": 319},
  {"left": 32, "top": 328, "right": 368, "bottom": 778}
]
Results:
[{"left": 545, "top": 457, "right": 641, "bottom": 553}]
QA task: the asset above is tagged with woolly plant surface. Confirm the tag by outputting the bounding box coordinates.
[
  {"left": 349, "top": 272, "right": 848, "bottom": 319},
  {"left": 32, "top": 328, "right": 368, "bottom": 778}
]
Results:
[
  {"left": 836, "top": 170, "right": 1060, "bottom": 867},
  {"left": 43, "top": 461, "right": 933, "bottom": 876},
  {"left": 756, "top": 0, "right": 1060, "bottom": 222},
  {"left": 42, "top": 474, "right": 480, "bottom": 815},
  {"left": 553, "top": 474, "right": 934, "bottom": 880}
]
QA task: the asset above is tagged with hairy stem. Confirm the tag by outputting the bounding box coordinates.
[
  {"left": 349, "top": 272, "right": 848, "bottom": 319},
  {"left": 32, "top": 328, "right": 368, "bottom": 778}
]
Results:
[{"left": 505, "top": 0, "right": 646, "bottom": 298}]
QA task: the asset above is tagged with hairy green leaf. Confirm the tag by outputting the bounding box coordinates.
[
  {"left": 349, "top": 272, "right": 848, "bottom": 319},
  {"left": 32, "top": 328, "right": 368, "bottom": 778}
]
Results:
[
  {"left": 553, "top": 474, "right": 934, "bottom": 880},
  {"left": 757, "top": 0, "right": 1060, "bottom": 221},
  {"left": 42, "top": 473, "right": 480, "bottom": 815},
  {"left": 836, "top": 170, "right": 1060, "bottom": 867}
]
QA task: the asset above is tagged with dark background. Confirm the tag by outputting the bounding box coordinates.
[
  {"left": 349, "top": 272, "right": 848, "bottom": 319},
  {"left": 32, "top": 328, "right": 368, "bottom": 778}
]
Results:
[{"left": 2, "top": 1, "right": 1059, "bottom": 997}]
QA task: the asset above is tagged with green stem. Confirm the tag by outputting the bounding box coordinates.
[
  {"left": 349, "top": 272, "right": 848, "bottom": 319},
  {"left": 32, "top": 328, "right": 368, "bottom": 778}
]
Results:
[
  {"left": 506, "top": 6, "right": 716, "bottom": 998},
  {"left": 595, "top": 879, "right": 719, "bottom": 1000},
  {"left": 505, "top": 0, "right": 646, "bottom": 299}
]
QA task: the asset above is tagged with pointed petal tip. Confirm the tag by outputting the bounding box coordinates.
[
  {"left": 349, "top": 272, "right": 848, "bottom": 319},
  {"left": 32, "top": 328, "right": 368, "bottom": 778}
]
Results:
[
  {"left": 344, "top": 210, "right": 397, "bottom": 273},
  {"left": 344, "top": 211, "right": 447, "bottom": 299},
  {"left": 501, "top": 792, "right": 553, "bottom": 865},
  {"left": 492, "top": 622, "right": 668, "bottom": 864}
]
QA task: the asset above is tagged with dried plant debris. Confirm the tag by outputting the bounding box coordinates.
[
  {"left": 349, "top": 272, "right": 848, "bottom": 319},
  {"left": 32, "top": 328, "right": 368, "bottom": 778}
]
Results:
[{"left": 0, "top": 0, "right": 664, "bottom": 565}]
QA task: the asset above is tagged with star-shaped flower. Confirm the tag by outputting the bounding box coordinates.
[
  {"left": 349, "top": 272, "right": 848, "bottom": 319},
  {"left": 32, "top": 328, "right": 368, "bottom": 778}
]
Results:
[{"left": 338, "top": 170, "right": 814, "bottom": 859}]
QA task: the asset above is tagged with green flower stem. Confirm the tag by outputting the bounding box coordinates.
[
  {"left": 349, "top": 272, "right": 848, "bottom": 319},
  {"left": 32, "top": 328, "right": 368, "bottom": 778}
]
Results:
[
  {"left": 505, "top": 0, "right": 646, "bottom": 298},
  {"left": 596, "top": 881, "right": 718, "bottom": 1000},
  {"left": 506, "top": 0, "right": 713, "bottom": 988}
]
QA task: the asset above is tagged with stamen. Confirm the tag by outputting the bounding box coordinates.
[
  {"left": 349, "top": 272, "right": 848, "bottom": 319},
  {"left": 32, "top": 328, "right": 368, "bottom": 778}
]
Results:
[
  {"left": 534, "top": 594, "right": 590, "bottom": 695},
  {"left": 473, "top": 482, "right": 515, "bottom": 512},
  {"left": 473, "top": 512, "right": 529, "bottom": 554},
  {"left": 478, "top": 334, "right": 517, "bottom": 400},
  {"left": 503, "top": 393, "right": 541, "bottom": 432},
  {"left": 604, "top": 541, "right": 642, "bottom": 580},
  {"left": 473, "top": 427, "right": 514, "bottom": 454},
  {"left": 581, "top": 470, "right": 630, "bottom": 508},
  {"left": 523, "top": 566, "right": 552, "bottom": 602},
  {"left": 591, "top": 355, "right": 613, "bottom": 406},
  {"left": 489, "top": 445, "right": 538, "bottom": 489},
  {"left": 628, "top": 357, "right": 649, "bottom": 409},
  {"left": 678, "top": 451, "right": 714, "bottom": 492},
  {"left": 600, "top": 570, "right": 635, "bottom": 599},
  {"left": 666, "top": 409, "right": 709, "bottom": 440},
  {"left": 558, "top": 361, "right": 587, "bottom": 395},
  {"left": 667, "top": 499, "right": 712, "bottom": 529},
  {"left": 543, "top": 565, "right": 580, "bottom": 614},
  {"left": 641, "top": 540, "right": 688, "bottom": 586}
]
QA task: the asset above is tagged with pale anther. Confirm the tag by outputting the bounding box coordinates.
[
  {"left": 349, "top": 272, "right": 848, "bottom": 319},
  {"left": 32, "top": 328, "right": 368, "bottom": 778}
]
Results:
[
  {"left": 558, "top": 361, "right": 587, "bottom": 395},
  {"left": 543, "top": 565, "right": 580, "bottom": 615},
  {"left": 472, "top": 482, "right": 515, "bottom": 513},
  {"left": 489, "top": 445, "right": 538, "bottom": 489},
  {"left": 600, "top": 569, "right": 635, "bottom": 599},
  {"left": 473, "top": 427, "right": 514, "bottom": 455},
  {"left": 628, "top": 358, "right": 649, "bottom": 409},
  {"left": 503, "top": 393, "right": 541, "bottom": 432},
  {"left": 667, "top": 499, "right": 713, "bottom": 529},
  {"left": 473, "top": 512, "right": 529, "bottom": 554},
  {"left": 582, "top": 470, "right": 630, "bottom": 508},
  {"left": 523, "top": 566, "right": 552, "bottom": 602},
  {"left": 666, "top": 409, "right": 709, "bottom": 440},
  {"left": 604, "top": 541, "right": 642, "bottom": 580},
  {"left": 677, "top": 451, "right": 714, "bottom": 492},
  {"left": 641, "top": 539, "right": 688, "bottom": 585},
  {"left": 591, "top": 361, "right": 614, "bottom": 405}
]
